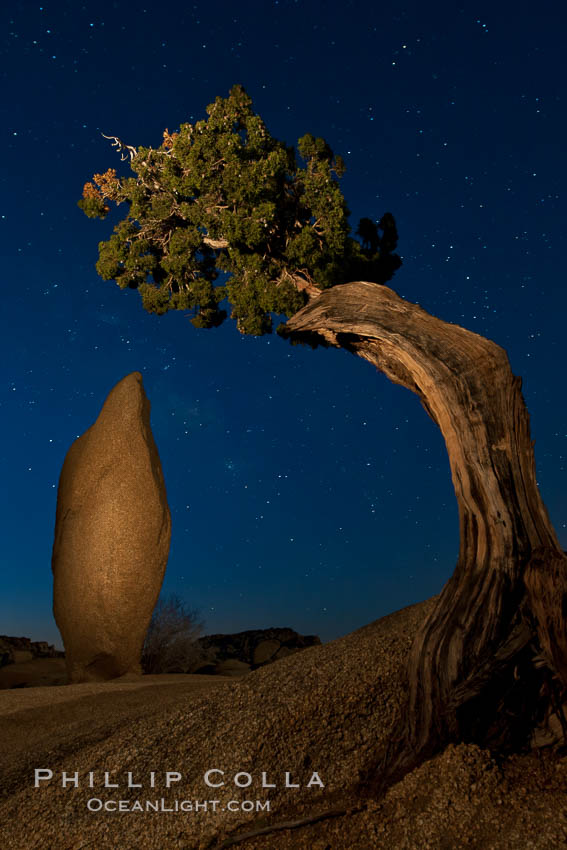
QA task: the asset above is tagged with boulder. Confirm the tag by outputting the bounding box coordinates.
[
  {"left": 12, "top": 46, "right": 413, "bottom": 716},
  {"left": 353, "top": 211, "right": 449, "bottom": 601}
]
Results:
[
  {"left": 0, "top": 638, "right": 14, "bottom": 668},
  {"left": 12, "top": 650, "right": 33, "bottom": 664},
  {"left": 0, "top": 636, "right": 63, "bottom": 663},
  {"left": 215, "top": 659, "right": 251, "bottom": 677},
  {"left": 0, "top": 636, "right": 31, "bottom": 654},
  {"left": 30, "top": 641, "right": 56, "bottom": 658},
  {"left": 252, "top": 639, "right": 281, "bottom": 665},
  {"left": 196, "top": 627, "right": 321, "bottom": 673},
  {"left": 51, "top": 372, "right": 171, "bottom": 683}
]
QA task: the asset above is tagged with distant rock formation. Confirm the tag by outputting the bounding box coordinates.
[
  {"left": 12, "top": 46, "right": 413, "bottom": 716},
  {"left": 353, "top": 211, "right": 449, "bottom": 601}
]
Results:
[
  {"left": 0, "top": 639, "right": 13, "bottom": 668},
  {"left": 0, "top": 636, "right": 64, "bottom": 667},
  {"left": 51, "top": 372, "right": 171, "bottom": 683},
  {"left": 195, "top": 627, "right": 321, "bottom": 676}
]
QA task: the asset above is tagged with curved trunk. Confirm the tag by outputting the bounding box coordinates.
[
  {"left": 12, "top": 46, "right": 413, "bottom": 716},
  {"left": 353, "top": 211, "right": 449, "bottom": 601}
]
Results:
[{"left": 282, "top": 281, "right": 567, "bottom": 786}]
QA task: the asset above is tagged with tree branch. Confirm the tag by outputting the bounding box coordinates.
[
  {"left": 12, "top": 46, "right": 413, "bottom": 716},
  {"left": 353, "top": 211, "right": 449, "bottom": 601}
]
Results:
[
  {"left": 203, "top": 236, "right": 230, "bottom": 249},
  {"left": 282, "top": 280, "right": 565, "bottom": 785}
]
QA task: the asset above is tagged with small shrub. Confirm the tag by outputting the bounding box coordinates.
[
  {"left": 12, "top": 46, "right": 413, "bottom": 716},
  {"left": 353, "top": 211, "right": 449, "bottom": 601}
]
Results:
[{"left": 142, "top": 594, "right": 206, "bottom": 674}]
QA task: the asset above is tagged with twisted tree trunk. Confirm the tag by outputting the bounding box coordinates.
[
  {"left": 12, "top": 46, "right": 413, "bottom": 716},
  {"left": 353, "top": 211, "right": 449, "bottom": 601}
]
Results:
[{"left": 282, "top": 280, "right": 567, "bottom": 788}]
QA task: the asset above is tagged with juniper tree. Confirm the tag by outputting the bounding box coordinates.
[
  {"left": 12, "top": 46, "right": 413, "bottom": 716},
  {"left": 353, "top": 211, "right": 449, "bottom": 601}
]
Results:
[
  {"left": 79, "top": 85, "right": 567, "bottom": 802},
  {"left": 79, "top": 84, "right": 401, "bottom": 335}
]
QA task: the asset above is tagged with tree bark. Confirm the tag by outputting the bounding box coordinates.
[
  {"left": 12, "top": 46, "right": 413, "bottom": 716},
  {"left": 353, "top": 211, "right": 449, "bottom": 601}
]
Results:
[{"left": 281, "top": 280, "right": 567, "bottom": 787}]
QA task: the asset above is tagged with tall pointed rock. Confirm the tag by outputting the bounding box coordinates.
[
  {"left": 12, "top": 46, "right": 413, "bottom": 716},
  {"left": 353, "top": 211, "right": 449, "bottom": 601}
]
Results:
[{"left": 52, "top": 372, "right": 171, "bottom": 683}]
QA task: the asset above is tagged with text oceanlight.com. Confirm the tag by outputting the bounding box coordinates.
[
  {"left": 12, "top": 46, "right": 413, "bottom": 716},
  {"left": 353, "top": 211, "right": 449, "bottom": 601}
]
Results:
[{"left": 86, "top": 798, "right": 271, "bottom": 813}]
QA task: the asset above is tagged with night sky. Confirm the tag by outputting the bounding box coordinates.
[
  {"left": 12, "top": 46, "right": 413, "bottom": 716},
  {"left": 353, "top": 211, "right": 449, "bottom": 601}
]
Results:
[{"left": 1, "top": 1, "right": 565, "bottom": 651}]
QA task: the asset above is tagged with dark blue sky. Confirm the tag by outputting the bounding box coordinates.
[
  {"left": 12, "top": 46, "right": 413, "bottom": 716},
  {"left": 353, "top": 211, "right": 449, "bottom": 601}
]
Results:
[{"left": 1, "top": 1, "right": 565, "bottom": 650}]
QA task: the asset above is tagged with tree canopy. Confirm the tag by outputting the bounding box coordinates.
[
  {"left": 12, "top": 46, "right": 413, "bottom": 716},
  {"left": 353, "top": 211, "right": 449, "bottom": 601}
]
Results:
[{"left": 79, "top": 84, "right": 402, "bottom": 335}]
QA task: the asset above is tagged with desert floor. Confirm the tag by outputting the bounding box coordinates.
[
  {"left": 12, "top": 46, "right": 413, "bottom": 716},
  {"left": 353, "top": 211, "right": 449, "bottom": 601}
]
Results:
[
  {"left": 1, "top": 603, "right": 567, "bottom": 849},
  {"left": 0, "top": 671, "right": 234, "bottom": 804}
]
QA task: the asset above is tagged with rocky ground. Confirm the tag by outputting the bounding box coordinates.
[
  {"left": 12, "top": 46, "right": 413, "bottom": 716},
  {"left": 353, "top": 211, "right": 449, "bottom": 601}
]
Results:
[
  {"left": 0, "top": 657, "right": 68, "bottom": 689},
  {"left": 1, "top": 598, "right": 566, "bottom": 849}
]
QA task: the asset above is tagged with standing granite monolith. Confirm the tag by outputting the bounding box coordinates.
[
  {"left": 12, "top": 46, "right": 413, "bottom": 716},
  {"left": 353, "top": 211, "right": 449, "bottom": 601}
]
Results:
[{"left": 52, "top": 372, "right": 171, "bottom": 683}]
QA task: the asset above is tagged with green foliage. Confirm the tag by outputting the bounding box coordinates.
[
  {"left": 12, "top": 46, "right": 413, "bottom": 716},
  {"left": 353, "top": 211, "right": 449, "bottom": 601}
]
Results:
[
  {"left": 79, "top": 84, "right": 402, "bottom": 335},
  {"left": 77, "top": 196, "right": 109, "bottom": 219}
]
